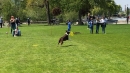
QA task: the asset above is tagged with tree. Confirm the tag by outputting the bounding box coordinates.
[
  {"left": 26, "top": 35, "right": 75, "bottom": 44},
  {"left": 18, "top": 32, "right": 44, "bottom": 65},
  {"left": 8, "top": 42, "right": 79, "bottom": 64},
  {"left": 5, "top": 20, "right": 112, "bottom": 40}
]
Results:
[
  {"left": 0, "top": 0, "right": 121, "bottom": 23},
  {"left": 2, "top": 0, "right": 14, "bottom": 20},
  {"left": 44, "top": 0, "right": 51, "bottom": 24},
  {"left": 26, "top": 0, "right": 51, "bottom": 24}
]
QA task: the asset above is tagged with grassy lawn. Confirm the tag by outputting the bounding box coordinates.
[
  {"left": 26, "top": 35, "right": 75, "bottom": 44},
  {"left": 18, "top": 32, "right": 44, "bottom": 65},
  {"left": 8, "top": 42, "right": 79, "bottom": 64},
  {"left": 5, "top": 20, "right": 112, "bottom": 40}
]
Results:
[{"left": 0, "top": 24, "right": 130, "bottom": 73}]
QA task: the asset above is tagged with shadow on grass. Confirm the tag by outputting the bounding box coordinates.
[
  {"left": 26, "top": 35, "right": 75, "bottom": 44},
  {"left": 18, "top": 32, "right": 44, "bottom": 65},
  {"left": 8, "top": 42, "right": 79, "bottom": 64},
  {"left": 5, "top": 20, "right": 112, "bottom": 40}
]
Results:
[{"left": 61, "top": 45, "right": 76, "bottom": 47}]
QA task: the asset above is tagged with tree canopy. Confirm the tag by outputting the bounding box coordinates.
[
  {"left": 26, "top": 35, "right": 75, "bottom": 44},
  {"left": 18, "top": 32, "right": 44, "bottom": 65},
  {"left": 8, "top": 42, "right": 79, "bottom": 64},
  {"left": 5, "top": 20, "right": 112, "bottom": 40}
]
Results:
[{"left": 0, "top": 0, "right": 122, "bottom": 24}]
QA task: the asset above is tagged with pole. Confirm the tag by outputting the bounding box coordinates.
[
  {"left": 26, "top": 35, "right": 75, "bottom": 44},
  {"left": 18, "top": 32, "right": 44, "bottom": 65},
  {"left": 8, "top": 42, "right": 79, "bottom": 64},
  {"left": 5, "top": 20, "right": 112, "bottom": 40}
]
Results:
[{"left": 127, "top": 7, "right": 129, "bottom": 24}]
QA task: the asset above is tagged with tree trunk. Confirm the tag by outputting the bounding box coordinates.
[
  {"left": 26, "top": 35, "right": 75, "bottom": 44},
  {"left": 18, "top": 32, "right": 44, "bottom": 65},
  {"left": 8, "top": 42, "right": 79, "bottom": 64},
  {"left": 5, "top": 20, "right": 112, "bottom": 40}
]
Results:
[
  {"left": 78, "top": 10, "right": 83, "bottom": 25},
  {"left": 44, "top": 0, "right": 51, "bottom": 24}
]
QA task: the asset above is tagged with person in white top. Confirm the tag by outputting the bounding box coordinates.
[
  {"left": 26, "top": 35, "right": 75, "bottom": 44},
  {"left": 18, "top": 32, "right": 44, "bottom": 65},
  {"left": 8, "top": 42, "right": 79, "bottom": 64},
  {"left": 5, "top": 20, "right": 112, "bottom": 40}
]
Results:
[
  {"left": 100, "top": 17, "right": 106, "bottom": 34},
  {"left": 100, "top": 17, "right": 105, "bottom": 23}
]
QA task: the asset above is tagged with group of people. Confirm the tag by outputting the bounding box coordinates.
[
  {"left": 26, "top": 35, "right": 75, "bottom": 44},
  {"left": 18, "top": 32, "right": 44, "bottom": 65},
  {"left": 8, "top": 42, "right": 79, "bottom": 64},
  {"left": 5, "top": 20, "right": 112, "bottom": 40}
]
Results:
[
  {"left": 87, "top": 13, "right": 107, "bottom": 34},
  {"left": 9, "top": 16, "right": 21, "bottom": 37},
  {"left": 0, "top": 15, "right": 31, "bottom": 37}
]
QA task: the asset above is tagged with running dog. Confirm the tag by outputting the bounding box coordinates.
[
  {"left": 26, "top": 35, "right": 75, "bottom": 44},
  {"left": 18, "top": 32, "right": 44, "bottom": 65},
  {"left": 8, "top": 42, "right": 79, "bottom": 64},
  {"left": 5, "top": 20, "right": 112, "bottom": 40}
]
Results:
[{"left": 58, "top": 31, "right": 70, "bottom": 45}]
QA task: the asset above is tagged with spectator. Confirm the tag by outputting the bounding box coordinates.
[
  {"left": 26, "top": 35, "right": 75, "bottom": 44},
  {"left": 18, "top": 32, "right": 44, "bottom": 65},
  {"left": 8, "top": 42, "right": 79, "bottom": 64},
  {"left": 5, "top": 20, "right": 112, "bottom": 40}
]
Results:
[
  {"left": 0, "top": 17, "right": 3, "bottom": 28},
  {"left": 89, "top": 18, "right": 93, "bottom": 34},
  {"left": 67, "top": 20, "right": 71, "bottom": 31},
  {"left": 12, "top": 26, "right": 21, "bottom": 37},
  {"left": 100, "top": 17, "right": 106, "bottom": 34},
  {"left": 16, "top": 17, "right": 20, "bottom": 27},
  {"left": 96, "top": 17, "right": 100, "bottom": 34},
  {"left": 87, "top": 13, "right": 93, "bottom": 29},
  {"left": 10, "top": 16, "right": 16, "bottom": 34},
  {"left": 87, "top": 13, "right": 90, "bottom": 29},
  {"left": 27, "top": 18, "right": 30, "bottom": 26},
  {"left": 126, "top": 16, "right": 129, "bottom": 24}
]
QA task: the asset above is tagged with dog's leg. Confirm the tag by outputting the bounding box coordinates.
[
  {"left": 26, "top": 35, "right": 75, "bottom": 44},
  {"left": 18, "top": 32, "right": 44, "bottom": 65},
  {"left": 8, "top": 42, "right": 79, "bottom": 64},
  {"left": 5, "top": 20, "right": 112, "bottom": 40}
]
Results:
[
  {"left": 60, "top": 38, "right": 64, "bottom": 45},
  {"left": 61, "top": 41, "right": 63, "bottom": 45},
  {"left": 58, "top": 38, "right": 61, "bottom": 45}
]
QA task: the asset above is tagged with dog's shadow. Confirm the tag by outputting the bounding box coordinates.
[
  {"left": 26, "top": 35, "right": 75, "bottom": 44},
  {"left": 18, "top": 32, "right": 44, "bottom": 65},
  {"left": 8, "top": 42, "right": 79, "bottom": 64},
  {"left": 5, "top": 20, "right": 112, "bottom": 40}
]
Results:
[
  {"left": 61, "top": 45, "right": 76, "bottom": 47},
  {"left": 73, "top": 32, "right": 81, "bottom": 35}
]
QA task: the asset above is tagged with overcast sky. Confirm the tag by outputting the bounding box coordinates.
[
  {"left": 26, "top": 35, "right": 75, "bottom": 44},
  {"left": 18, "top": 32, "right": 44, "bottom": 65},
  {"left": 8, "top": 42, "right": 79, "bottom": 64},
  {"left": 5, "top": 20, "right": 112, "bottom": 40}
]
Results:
[{"left": 114, "top": 0, "right": 130, "bottom": 11}]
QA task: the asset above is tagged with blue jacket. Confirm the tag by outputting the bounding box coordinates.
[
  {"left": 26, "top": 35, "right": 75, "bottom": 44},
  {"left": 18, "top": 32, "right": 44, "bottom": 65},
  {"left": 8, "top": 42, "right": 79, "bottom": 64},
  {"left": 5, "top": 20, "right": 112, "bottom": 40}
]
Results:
[
  {"left": 89, "top": 20, "right": 93, "bottom": 28},
  {"left": 68, "top": 22, "right": 71, "bottom": 28}
]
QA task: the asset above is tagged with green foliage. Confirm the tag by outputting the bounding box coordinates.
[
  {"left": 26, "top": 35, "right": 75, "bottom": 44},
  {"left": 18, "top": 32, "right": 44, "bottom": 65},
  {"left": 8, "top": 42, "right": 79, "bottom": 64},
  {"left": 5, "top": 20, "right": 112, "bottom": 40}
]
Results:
[
  {"left": 0, "top": 0, "right": 27, "bottom": 20},
  {"left": 25, "top": 7, "right": 46, "bottom": 21},
  {"left": 0, "top": 0, "right": 122, "bottom": 22},
  {"left": 2, "top": 0, "right": 13, "bottom": 20},
  {"left": 63, "top": 11, "right": 78, "bottom": 22}
]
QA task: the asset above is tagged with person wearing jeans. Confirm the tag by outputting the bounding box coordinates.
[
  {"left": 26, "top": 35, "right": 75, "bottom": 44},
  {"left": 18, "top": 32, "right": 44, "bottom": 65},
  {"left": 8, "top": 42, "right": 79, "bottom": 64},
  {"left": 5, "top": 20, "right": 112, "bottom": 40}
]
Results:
[
  {"left": 89, "top": 18, "right": 93, "bottom": 34},
  {"left": 12, "top": 26, "right": 21, "bottom": 37},
  {"left": 67, "top": 20, "right": 71, "bottom": 31}
]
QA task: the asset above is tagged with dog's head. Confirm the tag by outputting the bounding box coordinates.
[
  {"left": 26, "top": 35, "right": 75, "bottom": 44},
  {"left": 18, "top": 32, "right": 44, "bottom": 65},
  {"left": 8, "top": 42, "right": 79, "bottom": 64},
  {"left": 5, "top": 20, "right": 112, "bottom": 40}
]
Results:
[{"left": 66, "top": 30, "right": 70, "bottom": 34}]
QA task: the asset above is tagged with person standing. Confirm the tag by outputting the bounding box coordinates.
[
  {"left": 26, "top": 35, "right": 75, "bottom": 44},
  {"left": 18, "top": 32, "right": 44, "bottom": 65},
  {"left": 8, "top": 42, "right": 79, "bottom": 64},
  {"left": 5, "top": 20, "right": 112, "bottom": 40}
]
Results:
[
  {"left": 27, "top": 18, "right": 30, "bottom": 26},
  {"left": 96, "top": 17, "right": 100, "bottom": 34},
  {"left": 15, "top": 18, "right": 19, "bottom": 27},
  {"left": 67, "top": 20, "right": 71, "bottom": 31},
  {"left": 126, "top": 16, "right": 129, "bottom": 24},
  {"left": 86, "top": 13, "right": 91, "bottom": 29},
  {"left": 0, "top": 17, "right": 3, "bottom": 28},
  {"left": 10, "top": 16, "right": 16, "bottom": 34},
  {"left": 100, "top": 17, "right": 106, "bottom": 34},
  {"left": 89, "top": 18, "right": 93, "bottom": 34}
]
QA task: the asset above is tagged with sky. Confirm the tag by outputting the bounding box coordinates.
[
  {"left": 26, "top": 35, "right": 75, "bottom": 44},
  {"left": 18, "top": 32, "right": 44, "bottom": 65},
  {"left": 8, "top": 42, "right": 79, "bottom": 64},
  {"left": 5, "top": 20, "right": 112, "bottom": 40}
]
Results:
[{"left": 114, "top": 0, "right": 130, "bottom": 11}]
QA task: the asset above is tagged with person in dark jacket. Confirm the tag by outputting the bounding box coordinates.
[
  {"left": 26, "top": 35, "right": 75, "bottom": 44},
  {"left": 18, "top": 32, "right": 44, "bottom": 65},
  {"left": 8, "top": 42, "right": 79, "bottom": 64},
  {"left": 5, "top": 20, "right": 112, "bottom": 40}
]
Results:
[
  {"left": 15, "top": 17, "right": 20, "bottom": 26},
  {"left": 96, "top": 17, "right": 100, "bottom": 34},
  {"left": 126, "top": 16, "right": 129, "bottom": 24},
  {"left": 27, "top": 18, "right": 30, "bottom": 26},
  {"left": 10, "top": 16, "right": 16, "bottom": 34},
  {"left": 0, "top": 17, "right": 3, "bottom": 28}
]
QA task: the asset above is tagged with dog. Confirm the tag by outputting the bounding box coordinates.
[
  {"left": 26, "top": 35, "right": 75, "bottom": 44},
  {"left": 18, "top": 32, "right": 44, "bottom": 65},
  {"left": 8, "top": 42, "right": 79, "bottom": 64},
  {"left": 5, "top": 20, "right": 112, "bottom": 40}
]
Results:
[{"left": 58, "top": 31, "right": 70, "bottom": 45}]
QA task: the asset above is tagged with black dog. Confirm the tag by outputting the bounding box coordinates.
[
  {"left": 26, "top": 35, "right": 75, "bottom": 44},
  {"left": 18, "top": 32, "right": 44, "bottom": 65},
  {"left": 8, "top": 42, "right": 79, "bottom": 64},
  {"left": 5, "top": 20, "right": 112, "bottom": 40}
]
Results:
[{"left": 58, "top": 31, "right": 70, "bottom": 45}]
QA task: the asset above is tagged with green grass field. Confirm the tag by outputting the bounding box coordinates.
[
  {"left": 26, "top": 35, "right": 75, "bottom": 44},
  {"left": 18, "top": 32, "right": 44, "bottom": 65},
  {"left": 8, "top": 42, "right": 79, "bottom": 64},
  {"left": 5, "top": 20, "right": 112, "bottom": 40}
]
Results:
[{"left": 0, "top": 24, "right": 130, "bottom": 73}]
